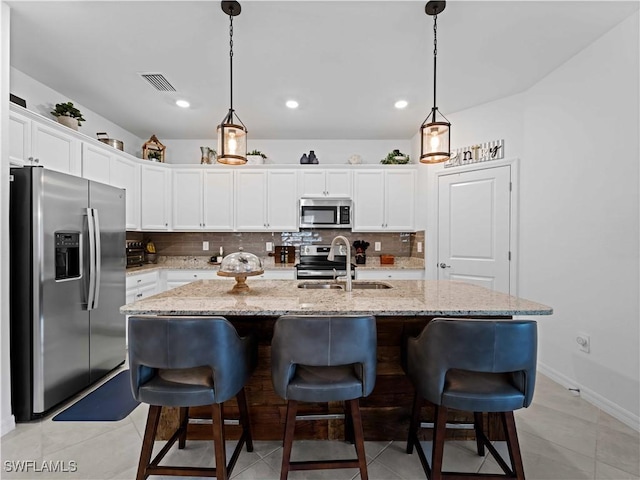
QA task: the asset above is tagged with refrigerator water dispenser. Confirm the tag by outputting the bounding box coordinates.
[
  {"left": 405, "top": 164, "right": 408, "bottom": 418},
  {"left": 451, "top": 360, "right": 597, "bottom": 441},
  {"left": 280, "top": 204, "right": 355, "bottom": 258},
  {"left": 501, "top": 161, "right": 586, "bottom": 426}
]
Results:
[{"left": 55, "top": 231, "right": 80, "bottom": 280}]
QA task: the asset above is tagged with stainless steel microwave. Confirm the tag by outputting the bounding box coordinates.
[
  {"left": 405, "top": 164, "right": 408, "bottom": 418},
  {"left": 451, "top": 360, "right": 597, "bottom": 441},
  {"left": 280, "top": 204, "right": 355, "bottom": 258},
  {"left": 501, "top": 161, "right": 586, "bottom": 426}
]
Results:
[{"left": 299, "top": 198, "right": 353, "bottom": 229}]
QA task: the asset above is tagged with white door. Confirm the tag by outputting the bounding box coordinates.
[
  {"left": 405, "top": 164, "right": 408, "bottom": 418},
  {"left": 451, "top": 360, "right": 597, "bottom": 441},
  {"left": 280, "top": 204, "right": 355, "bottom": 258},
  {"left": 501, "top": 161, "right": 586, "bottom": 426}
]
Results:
[
  {"left": 266, "top": 170, "right": 298, "bottom": 231},
  {"left": 172, "top": 169, "right": 204, "bottom": 230},
  {"left": 438, "top": 165, "right": 512, "bottom": 293},
  {"left": 203, "top": 170, "right": 234, "bottom": 230},
  {"left": 82, "top": 143, "right": 111, "bottom": 184},
  {"left": 385, "top": 170, "right": 416, "bottom": 231}
]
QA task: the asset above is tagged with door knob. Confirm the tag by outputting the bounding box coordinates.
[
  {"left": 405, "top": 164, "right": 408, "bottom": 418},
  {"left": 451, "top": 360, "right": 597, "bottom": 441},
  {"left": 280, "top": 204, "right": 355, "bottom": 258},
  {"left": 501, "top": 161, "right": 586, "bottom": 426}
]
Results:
[{"left": 439, "top": 262, "right": 451, "bottom": 269}]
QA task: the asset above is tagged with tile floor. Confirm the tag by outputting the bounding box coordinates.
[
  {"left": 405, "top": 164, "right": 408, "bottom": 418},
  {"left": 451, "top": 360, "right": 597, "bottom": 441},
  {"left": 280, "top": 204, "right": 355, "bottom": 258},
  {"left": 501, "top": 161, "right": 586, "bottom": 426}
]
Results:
[{"left": 1, "top": 373, "right": 638, "bottom": 480}]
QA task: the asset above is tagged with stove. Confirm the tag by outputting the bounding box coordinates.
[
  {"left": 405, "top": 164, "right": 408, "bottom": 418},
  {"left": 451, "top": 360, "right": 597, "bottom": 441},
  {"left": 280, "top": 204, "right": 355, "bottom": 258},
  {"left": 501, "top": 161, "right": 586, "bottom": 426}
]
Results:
[{"left": 295, "top": 244, "right": 356, "bottom": 280}]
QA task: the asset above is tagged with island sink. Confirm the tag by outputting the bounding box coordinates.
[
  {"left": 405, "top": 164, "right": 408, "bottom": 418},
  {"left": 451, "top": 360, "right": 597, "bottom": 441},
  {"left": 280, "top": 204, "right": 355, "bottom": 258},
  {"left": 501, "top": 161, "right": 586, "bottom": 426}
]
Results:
[{"left": 297, "top": 281, "right": 392, "bottom": 290}]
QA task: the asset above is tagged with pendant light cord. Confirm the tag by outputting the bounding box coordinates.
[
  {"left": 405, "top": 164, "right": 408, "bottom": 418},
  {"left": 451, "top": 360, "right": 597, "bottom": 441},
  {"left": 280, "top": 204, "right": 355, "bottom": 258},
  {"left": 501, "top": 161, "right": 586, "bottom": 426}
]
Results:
[
  {"left": 432, "top": 13, "right": 438, "bottom": 122},
  {"left": 229, "top": 12, "right": 234, "bottom": 112}
]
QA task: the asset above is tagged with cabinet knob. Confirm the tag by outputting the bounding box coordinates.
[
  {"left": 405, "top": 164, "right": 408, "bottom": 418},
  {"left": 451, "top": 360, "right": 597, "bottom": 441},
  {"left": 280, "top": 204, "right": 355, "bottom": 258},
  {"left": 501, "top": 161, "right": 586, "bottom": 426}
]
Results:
[
  {"left": 136, "top": 293, "right": 143, "bottom": 298},
  {"left": 194, "top": 274, "right": 198, "bottom": 278},
  {"left": 137, "top": 279, "right": 142, "bottom": 283},
  {"left": 165, "top": 223, "right": 168, "bottom": 227}
]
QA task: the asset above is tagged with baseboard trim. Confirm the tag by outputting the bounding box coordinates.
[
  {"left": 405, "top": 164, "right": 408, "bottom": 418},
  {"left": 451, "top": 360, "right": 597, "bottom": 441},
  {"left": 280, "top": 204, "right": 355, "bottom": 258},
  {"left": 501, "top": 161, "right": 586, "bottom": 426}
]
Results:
[
  {"left": 538, "top": 362, "right": 639, "bottom": 432},
  {"left": 1, "top": 414, "right": 15, "bottom": 437}
]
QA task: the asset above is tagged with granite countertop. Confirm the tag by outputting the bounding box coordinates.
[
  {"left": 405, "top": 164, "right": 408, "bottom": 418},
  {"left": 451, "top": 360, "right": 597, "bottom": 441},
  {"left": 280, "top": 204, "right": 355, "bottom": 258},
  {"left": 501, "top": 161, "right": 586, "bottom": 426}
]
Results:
[
  {"left": 126, "top": 255, "right": 425, "bottom": 276},
  {"left": 120, "top": 279, "right": 552, "bottom": 317}
]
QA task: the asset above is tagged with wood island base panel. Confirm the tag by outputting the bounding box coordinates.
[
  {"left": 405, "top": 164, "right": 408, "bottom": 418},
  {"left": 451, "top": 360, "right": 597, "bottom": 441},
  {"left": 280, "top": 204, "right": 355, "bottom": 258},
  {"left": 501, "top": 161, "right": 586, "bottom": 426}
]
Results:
[{"left": 120, "top": 279, "right": 552, "bottom": 442}]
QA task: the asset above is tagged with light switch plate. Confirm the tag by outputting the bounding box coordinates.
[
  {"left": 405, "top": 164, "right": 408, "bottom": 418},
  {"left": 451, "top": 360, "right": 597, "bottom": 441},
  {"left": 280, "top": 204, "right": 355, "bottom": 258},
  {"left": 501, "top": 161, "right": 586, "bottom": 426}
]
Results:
[
  {"left": 266, "top": 242, "right": 273, "bottom": 252},
  {"left": 417, "top": 241, "right": 423, "bottom": 253},
  {"left": 375, "top": 242, "right": 381, "bottom": 251},
  {"left": 202, "top": 241, "right": 209, "bottom": 251}
]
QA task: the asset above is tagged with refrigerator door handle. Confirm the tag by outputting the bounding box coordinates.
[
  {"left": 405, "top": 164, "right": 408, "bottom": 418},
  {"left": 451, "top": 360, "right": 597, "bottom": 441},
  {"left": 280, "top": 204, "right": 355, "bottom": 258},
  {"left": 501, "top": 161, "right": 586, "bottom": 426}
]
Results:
[
  {"left": 93, "top": 209, "right": 102, "bottom": 309},
  {"left": 86, "top": 208, "right": 97, "bottom": 310}
]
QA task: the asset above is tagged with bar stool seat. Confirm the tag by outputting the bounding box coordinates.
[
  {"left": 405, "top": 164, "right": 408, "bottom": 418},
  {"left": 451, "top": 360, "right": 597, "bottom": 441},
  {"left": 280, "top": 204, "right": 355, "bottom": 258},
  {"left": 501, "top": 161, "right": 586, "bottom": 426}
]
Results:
[
  {"left": 128, "top": 316, "right": 257, "bottom": 480},
  {"left": 271, "top": 315, "right": 377, "bottom": 480}
]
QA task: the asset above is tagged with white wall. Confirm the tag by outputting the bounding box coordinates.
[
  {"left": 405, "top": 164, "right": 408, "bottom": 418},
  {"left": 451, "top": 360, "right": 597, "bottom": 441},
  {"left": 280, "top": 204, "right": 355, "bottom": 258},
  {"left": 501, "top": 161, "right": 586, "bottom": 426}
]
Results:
[
  {"left": 163, "top": 138, "right": 413, "bottom": 165},
  {"left": 424, "top": 12, "right": 639, "bottom": 428},
  {"left": 521, "top": 12, "right": 639, "bottom": 426},
  {"left": 10, "top": 68, "right": 144, "bottom": 158},
  {"left": 1, "top": 2, "right": 15, "bottom": 436}
]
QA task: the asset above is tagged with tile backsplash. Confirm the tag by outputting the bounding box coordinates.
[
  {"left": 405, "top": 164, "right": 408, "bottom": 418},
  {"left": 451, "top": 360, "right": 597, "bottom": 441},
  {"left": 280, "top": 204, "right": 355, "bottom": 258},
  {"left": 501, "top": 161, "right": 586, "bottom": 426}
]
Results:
[{"left": 127, "top": 230, "right": 425, "bottom": 260}]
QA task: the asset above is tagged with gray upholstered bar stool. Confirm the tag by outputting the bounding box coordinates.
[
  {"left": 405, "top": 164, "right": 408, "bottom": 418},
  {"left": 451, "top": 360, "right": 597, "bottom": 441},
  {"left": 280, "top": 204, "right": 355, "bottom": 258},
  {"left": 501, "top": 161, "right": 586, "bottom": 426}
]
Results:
[
  {"left": 128, "top": 316, "right": 257, "bottom": 480},
  {"left": 405, "top": 318, "right": 537, "bottom": 480},
  {"left": 271, "top": 315, "right": 377, "bottom": 480}
]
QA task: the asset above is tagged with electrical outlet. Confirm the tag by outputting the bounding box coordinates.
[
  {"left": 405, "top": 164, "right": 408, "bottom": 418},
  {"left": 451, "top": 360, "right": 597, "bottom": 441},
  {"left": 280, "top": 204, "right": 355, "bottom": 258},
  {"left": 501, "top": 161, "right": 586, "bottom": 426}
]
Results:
[
  {"left": 417, "top": 241, "right": 423, "bottom": 253},
  {"left": 202, "top": 241, "right": 209, "bottom": 251},
  {"left": 266, "top": 242, "right": 273, "bottom": 252},
  {"left": 375, "top": 242, "right": 381, "bottom": 251},
  {"left": 576, "top": 333, "right": 590, "bottom": 353}
]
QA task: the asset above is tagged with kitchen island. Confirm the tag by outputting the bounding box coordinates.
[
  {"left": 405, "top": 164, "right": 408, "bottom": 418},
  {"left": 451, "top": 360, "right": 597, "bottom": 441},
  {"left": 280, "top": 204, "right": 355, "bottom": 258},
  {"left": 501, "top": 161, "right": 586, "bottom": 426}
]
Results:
[{"left": 121, "top": 279, "right": 552, "bottom": 442}]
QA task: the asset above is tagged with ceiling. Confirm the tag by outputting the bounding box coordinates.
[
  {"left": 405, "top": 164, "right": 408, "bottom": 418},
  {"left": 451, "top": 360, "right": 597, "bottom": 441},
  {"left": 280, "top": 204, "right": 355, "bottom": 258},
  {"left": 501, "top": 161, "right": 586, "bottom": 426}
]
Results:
[{"left": 8, "top": 1, "right": 639, "bottom": 140}]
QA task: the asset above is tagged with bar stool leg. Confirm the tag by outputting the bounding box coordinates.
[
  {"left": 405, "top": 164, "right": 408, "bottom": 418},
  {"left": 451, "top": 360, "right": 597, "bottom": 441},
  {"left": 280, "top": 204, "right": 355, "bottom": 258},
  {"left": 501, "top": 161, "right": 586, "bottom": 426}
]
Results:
[
  {"left": 406, "top": 392, "right": 422, "bottom": 454},
  {"left": 178, "top": 407, "right": 189, "bottom": 449},
  {"left": 136, "top": 405, "right": 161, "bottom": 480},
  {"left": 473, "top": 411, "right": 486, "bottom": 456},
  {"left": 212, "top": 403, "right": 228, "bottom": 480},
  {"left": 349, "top": 398, "right": 369, "bottom": 480},
  {"left": 344, "top": 399, "right": 355, "bottom": 444},
  {"left": 236, "top": 387, "right": 254, "bottom": 452},
  {"left": 502, "top": 411, "right": 525, "bottom": 480},
  {"left": 431, "top": 405, "right": 448, "bottom": 480},
  {"left": 280, "top": 400, "right": 298, "bottom": 480}
]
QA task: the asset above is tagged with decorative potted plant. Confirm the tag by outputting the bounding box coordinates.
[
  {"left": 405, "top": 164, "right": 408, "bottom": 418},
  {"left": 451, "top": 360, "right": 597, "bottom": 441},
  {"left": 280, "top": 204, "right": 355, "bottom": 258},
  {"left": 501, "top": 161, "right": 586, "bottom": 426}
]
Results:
[
  {"left": 247, "top": 149, "right": 267, "bottom": 165},
  {"left": 50, "top": 102, "right": 85, "bottom": 131},
  {"left": 380, "top": 149, "right": 411, "bottom": 165},
  {"left": 147, "top": 150, "right": 162, "bottom": 162}
]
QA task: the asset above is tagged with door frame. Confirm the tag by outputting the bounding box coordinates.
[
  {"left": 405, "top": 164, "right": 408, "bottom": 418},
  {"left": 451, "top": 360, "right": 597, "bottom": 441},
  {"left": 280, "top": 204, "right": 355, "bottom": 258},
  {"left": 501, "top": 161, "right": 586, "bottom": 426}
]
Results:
[{"left": 428, "top": 157, "right": 520, "bottom": 296}]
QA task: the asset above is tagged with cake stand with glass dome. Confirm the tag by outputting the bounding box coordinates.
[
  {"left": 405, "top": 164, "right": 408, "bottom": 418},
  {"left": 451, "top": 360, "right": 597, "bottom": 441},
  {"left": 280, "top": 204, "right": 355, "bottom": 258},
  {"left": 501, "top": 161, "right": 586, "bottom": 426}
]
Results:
[{"left": 217, "top": 249, "right": 264, "bottom": 294}]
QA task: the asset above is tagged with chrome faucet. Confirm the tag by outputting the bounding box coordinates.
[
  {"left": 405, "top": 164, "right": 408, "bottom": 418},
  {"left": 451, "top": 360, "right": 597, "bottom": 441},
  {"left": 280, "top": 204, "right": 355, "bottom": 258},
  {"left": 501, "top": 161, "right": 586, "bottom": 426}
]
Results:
[{"left": 328, "top": 235, "right": 352, "bottom": 292}]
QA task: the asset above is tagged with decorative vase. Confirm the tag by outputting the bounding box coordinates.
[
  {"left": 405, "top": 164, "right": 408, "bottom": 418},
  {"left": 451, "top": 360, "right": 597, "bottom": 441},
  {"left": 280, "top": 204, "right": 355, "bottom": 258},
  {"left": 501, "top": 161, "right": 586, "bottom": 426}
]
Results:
[
  {"left": 300, "top": 153, "right": 309, "bottom": 164},
  {"left": 200, "top": 146, "right": 212, "bottom": 164},
  {"left": 56, "top": 115, "right": 78, "bottom": 131},
  {"left": 308, "top": 150, "right": 318, "bottom": 164}
]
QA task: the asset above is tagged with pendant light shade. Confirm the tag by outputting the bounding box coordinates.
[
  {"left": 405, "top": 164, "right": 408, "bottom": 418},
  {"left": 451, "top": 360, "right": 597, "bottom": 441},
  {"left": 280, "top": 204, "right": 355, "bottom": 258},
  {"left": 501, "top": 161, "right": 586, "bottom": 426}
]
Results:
[
  {"left": 218, "top": 1, "right": 247, "bottom": 165},
  {"left": 420, "top": 1, "right": 451, "bottom": 164}
]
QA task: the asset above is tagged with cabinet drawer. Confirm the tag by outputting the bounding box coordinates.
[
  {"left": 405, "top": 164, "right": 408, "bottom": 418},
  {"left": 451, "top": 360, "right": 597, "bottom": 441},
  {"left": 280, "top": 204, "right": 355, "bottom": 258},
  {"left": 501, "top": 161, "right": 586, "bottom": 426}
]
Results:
[{"left": 126, "top": 271, "right": 159, "bottom": 289}]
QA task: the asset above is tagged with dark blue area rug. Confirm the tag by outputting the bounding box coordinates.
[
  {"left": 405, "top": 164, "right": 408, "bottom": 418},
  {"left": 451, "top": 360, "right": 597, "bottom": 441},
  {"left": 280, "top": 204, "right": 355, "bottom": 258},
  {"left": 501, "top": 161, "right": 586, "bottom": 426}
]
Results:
[{"left": 53, "top": 370, "right": 139, "bottom": 422}]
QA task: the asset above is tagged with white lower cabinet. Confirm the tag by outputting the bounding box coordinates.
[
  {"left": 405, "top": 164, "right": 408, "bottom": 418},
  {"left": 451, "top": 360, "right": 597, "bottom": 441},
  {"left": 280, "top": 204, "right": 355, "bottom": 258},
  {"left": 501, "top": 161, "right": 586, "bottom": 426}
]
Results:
[
  {"left": 125, "top": 271, "right": 161, "bottom": 345},
  {"left": 356, "top": 269, "right": 424, "bottom": 280},
  {"left": 163, "top": 270, "right": 221, "bottom": 290}
]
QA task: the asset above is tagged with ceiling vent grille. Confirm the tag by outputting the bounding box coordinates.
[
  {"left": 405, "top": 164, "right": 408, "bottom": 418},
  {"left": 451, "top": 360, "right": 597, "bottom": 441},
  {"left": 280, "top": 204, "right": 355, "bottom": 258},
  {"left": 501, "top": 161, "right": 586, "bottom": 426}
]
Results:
[{"left": 140, "top": 73, "right": 176, "bottom": 92}]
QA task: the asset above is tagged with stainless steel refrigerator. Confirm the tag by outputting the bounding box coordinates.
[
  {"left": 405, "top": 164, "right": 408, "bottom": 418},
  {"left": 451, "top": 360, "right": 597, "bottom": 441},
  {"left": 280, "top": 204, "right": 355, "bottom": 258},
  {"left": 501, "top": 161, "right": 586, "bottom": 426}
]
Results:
[{"left": 9, "top": 166, "right": 126, "bottom": 421}]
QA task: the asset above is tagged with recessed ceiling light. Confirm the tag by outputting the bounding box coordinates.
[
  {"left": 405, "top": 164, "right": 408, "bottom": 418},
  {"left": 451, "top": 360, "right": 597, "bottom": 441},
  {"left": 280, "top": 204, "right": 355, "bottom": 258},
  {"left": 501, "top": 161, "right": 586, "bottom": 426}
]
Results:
[
  {"left": 395, "top": 100, "right": 408, "bottom": 109},
  {"left": 175, "top": 99, "right": 190, "bottom": 108},
  {"left": 286, "top": 100, "right": 299, "bottom": 109}
]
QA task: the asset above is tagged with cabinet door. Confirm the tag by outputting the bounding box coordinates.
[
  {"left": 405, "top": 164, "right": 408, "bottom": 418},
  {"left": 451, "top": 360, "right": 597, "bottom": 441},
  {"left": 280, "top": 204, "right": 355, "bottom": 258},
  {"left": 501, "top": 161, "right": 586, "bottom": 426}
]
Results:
[
  {"left": 385, "top": 170, "right": 416, "bottom": 231},
  {"left": 325, "top": 170, "right": 352, "bottom": 196},
  {"left": 352, "top": 170, "right": 385, "bottom": 231},
  {"left": 111, "top": 155, "right": 140, "bottom": 230},
  {"left": 235, "top": 170, "right": 267, "bottom": 231},
  {"left": 31, "top": 122, "right": 81, "bottom": 175},
  {"left": 82, "top": 143, "right": 111, "bottom": 184},
  {"left": 203, "top": 170, "right": 234, "bottom": 230},
  {"left": 140, "top": 164, "right": 171, "bottom": 230},
  {"left": 298, "top": 170, "right": 326, "bottom": 197},
  {"left": 266, "top": 170, "right": 298, "bottom": 231},
  {"left": 9, "top": 111, "right": 31, "bottom": 167},
  {"left": 172, "top": 169, "right": 204, "bottom": 230}
]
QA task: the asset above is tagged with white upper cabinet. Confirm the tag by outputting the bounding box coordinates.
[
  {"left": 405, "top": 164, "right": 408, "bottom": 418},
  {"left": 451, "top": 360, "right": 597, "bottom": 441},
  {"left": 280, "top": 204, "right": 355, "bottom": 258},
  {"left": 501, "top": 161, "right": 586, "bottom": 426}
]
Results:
[
  {"left": 203, "top": 170, "right": 234, "bottom": 230},
  {"left": 299, "top": 169, "right": 351, "bottom": 197},
  {"left": 31, "top": 121, "right": 81, "bottom": 175},
  {"left": 172, "top": 169, "right": 204, "bottom": 230},
  {"left": 353, "top": 168, "right": 416, "bottom": 232},
  {"left": 235, "top": 169, "right": 298, "bottom": 231},
  {"left": 266, "top": 170, "right": 298, "bottom": 231},
  {"left": 81, "top": 142, "right": 111, "bottom": 184},
  {"left": 172, "top": 168, "right": 234, "bottom": 231},
  {"left": 140, "top": 163, "right": 171, "bottom": 230},
  {"left": 110, "top": 155, "right": 140, "bottom": 230},
  {"left": 9, "top": 110, "right": 31, "bottom": 167},
  {"left": 9, "top": 107, "right": 80, "bottom": 175}
]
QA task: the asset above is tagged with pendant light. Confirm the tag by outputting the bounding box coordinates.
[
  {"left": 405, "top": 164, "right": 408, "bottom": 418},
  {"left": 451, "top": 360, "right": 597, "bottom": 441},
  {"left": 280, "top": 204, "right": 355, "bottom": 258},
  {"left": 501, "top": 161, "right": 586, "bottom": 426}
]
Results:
[
  {"left": 420, "top": 1, "right": 451, "bottom": 164},
  {"left": 217, "top": 1, "right": 247, "bottom": 165}
]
